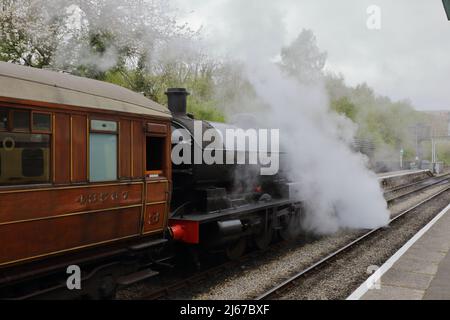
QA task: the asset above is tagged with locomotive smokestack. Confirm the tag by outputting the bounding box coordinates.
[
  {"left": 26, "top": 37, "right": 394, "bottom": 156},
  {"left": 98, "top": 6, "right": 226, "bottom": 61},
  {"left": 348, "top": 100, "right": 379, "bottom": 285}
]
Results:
[{"left": 165, "top": 88, "right": 190, "bottom": 115}]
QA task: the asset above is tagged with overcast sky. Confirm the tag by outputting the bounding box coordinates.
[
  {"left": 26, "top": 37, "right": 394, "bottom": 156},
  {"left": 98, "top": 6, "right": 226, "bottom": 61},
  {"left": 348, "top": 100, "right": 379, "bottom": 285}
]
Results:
[{"left": 173, "top": 0, "right": 450, "bottom": 111}]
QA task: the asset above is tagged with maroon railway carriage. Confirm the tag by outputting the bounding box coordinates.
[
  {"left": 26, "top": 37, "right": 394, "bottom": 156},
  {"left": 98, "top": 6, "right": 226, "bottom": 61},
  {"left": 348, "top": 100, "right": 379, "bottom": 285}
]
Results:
[{"left": 0, "top": 62, "right": 172, "bottom": 299}]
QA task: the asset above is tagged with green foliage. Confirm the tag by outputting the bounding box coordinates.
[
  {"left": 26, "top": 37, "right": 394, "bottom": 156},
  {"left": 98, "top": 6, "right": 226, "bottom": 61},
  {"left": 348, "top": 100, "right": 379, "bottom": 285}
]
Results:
[
  {"left": 188, "top": 100, "right": 225, "bottom": 122},
  {"left": 330, "top": 97, "right": 357, "bottom": 121},
  {"left": 437, "top": 142, "right": 450, "bottom": 164},
  {"left": 95, "top": 58, "right": 226, "bottom": 122},
  {"left": 326, "top": 74, "right": 429, "bottom": 162}
]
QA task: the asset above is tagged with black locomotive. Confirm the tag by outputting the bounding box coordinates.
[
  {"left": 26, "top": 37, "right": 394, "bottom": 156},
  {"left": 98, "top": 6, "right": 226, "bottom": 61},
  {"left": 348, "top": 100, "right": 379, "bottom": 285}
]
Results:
[{"left": 166, "top": 88, "right": 302, "bottom": 259}]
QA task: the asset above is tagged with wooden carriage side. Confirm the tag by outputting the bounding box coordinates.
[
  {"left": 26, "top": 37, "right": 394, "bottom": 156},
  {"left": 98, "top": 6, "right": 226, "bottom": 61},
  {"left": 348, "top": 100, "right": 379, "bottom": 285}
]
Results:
[{"left": 0, "top": 62, "right": 172, "bottom": 268}]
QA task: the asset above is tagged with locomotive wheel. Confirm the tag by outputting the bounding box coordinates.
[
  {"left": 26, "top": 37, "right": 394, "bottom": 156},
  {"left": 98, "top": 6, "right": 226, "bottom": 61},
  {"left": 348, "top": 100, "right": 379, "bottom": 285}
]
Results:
[
  {"left": 279, "top": 212, "right": 302, "bottom": 241},
  {"left": 98, "top": 275, "right": 117, "bottom": 300},
  {"left": 253, "top": 225, "right": 273, "bottom": 250},
  {"left": 225, "top": 238, "right": 246, "bottom": 260}
]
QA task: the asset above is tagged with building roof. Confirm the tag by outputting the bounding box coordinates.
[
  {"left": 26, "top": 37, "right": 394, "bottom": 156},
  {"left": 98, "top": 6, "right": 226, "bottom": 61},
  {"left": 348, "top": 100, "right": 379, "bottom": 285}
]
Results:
[{"left": 0, "top": 62, "right": 171, "bottom": 119}]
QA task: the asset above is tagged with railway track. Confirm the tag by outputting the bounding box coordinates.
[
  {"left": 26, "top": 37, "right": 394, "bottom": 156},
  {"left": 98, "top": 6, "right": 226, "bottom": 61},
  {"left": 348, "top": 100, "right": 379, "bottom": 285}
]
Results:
[
  {"left": 384, "top": 173, "right": 450, "bottom": 204},
  {"left": 129, "top": 175, "right": 450, "bottom": 300},
  {"left": 255, "top": 184, "right": 450, "bottom": 300},
  {"left": 139, "top": 240, "right": 292, "bottom": 300}
]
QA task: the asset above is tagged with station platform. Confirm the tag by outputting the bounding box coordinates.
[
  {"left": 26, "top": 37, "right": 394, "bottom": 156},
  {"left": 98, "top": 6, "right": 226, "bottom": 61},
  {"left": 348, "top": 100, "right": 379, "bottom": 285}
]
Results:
[
  {"left": 376, "top": 169, "right": 430, "bottom": 179},
  {"left": 348, "top": 203, "right": 450, "bottom": 300},
  {"left": 377, "top": 169, "right": 433, "bottom": 190}
]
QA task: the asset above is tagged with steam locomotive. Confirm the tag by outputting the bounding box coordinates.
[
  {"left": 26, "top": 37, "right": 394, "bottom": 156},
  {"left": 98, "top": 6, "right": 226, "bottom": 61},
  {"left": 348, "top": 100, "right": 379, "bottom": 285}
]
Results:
[
  {"left": 0, "top": 62, "right": 301, "bottom": 299},
  {"left": 167, "top": 88, "right": 301, "bottom": 259}
]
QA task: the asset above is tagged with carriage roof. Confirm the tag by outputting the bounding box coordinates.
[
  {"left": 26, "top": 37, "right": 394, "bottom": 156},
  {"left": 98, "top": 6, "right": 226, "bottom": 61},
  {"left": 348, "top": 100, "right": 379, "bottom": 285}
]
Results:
[{"left": 0, "top": 62, "right": 171, "bottom": 119}]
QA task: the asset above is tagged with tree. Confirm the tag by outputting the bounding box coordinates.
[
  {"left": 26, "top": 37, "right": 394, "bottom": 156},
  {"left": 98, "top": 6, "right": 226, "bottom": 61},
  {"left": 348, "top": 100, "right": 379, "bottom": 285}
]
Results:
[
  {"left": 0, "top": 0, "right": 228, "bottom": 121},
  {"left": 279, "top": 29, "right": 327, "bottom": 83},
  {"left": 330, "top": 97, "right": 357, "bottom": 121},
  {"left": 0, "top": 0, "right": 72, "bottom": 68},
  {"left": 325, "top": 72, "right": 428, "bottom": 163}
]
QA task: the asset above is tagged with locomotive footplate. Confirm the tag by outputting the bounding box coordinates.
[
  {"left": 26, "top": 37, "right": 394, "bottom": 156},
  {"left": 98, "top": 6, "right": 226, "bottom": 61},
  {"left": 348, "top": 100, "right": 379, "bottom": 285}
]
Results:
[
  {"left": 171, "top": 198, "right": 294, "bottom": 223},
  {"left": 169, "top": 198, "right": 301, "bottom": 246}
]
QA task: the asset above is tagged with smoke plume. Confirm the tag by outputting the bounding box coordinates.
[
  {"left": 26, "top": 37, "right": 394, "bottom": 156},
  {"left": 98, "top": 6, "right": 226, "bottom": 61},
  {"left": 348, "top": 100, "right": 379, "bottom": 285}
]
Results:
[{"left": 195, "top": 0, "right": 390, "bottom": 234}]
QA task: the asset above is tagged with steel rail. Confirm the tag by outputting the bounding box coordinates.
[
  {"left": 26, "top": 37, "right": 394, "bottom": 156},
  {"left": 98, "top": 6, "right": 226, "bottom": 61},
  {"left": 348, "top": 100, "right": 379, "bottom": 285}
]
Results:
[
  {"left": 255, "top": 185, "right": 450, "bottom": 300},
  {"left": 142, "top": 241, "right": 288, "bottom": 300},
  {"left": 385, "top": 173, "right": 450, "bottom": 203},
  {"left": 383, "top": 173, "right": 436, "bottom": 194}
]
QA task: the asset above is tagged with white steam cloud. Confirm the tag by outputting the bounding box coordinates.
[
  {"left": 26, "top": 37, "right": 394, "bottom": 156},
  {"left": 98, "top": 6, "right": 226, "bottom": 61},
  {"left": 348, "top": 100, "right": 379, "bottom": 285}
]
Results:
[
  {"left": 196, "top": 0, "right": 390, "bottom": 234},
  {"left": 49, "top": 0, "right": 390, "bottom": 234}
]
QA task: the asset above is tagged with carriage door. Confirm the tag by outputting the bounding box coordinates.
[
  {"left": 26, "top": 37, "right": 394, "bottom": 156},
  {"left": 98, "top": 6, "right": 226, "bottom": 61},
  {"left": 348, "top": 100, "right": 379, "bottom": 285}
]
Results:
[{"left": 142, "top": 123, "right": 169, "bottom": 235}]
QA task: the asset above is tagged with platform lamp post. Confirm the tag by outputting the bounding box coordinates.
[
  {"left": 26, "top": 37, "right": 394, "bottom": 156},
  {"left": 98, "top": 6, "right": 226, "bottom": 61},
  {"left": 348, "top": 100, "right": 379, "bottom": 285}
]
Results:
[
  {"left": 431, "top": 134, "right": 438, "bottom": 174},
  {"left": 400, "top": 148, "right": 404, "bottom": 170},
  {"left": 409, "top": 124, "right": 421, "bottom": 164},
  {"left": 444, "top": 0, "right": 450, "bottom": 20}
]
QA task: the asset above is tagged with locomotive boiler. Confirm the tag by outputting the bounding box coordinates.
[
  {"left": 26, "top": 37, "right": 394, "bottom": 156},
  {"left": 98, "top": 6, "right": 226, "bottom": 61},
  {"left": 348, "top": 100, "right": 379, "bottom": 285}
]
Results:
[{"left": 166, "top": 88, "right": 302, "bottom": 260}]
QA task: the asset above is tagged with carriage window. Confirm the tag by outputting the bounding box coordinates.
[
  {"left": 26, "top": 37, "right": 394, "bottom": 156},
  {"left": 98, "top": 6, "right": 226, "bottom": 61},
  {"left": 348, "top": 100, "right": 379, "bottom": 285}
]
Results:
[
  {"left": 33, "top": 113, "right": 51, "bottom": 132},
  {"left": 0, "top": 109, "right": 8, "bottom": 130},
  {"left": 89, "top": 120, "right": 117, "bottom": 182},
  {"left": 91, "top": 119, "right": 117, "bottom": 132},
  {"left": 12, "top": 110, "right": 30, "bottom": 131},
  {"left": 146, "top": 136, "right": 165, "bottom": 176},
  {"left": 22, "top": 148, "right": 44, "bottom": 177},
  {"left": 0, "top": 132, "right": 50, "bottom": 185}
]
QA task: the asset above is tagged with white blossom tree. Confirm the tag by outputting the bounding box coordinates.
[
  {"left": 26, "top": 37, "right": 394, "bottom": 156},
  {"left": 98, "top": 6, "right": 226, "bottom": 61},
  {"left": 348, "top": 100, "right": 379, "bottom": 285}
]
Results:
[{"left": 0, "top": 0, "right": 72, "bottom": 67}]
